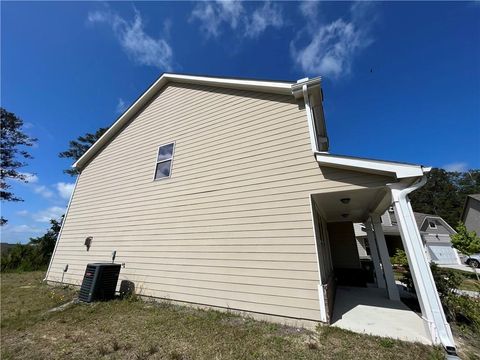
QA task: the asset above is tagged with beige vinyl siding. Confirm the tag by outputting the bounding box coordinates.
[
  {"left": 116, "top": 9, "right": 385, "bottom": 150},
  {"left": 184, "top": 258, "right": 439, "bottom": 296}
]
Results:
[{"left": 47, "top": 83, "right": 392, "bottom": 322}]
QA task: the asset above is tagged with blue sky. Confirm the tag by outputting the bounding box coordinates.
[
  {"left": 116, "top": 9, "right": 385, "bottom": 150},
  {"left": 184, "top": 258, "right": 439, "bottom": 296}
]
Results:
[{"left": 1, "top": 1, "right": 479, "bottom": 243}]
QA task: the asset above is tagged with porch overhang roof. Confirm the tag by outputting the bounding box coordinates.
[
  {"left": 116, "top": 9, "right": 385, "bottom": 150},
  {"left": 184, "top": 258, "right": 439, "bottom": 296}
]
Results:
[{"left": 315, "top": 153, "right": 431, "bottom": 180}]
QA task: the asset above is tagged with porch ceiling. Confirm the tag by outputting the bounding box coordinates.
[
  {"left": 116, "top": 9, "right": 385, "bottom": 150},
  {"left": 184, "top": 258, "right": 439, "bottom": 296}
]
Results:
[{"left": 312, "top": 187, "right": 391, "bottom": 223}]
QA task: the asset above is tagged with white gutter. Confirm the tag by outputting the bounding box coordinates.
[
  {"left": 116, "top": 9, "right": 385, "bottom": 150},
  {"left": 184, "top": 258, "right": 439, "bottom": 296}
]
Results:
[
  {"left": 389, "top": 176, "right": 457, "bottom": 355},
  {"left": 302, "top": 82, "right": 320, "bottom": 153},
  {"left": 292, "top": 77, "right": 328, "bottom": 154}
]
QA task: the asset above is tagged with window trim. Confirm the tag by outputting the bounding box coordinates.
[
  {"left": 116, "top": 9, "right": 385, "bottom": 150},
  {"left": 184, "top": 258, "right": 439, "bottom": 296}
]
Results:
[
  {"left": 428, "top": 221, "right": 437, "bottom": 229},
  {"left": 152, "top": 141, "right": 175, "bottom": 181}
]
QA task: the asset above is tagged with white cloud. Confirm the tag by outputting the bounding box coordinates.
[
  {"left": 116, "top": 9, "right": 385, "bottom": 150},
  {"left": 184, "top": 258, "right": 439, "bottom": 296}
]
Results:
[
  {"left": 13, "top": 173, "right": 54, "bottom": 198},
  {"left": 16, "top": 210, "right": 29, "bottom": 217},
  {"left": 0, "top": 223, "right": 45, "bottom": 243},
  {"left": 190, "top": 1, "right": 244, "bottom": 38},
  {"left": 88, "top": 8, "right": 173, "bottom": 70},
  {"left": 116, "top": 98, "right": 127, "bottom": 114},
  {"left": 33, "top": 206, "right": 65, "bottom": 223},
  {"left": 13, "top": 172, "right": 38, "bottom": 183},
  {"left": 190, "top": 1, "right": 283, "bottom": 38},
  {"left": 32, "top": 184, "right": 54, "bottom": 199},
  {"left": 23, "top": 173, "right": 39, "bottom": 183},
  {"left": 6, "top": 224, "right": 43, "bottom": 233},
  {"left": 245, "top": 2, "right": 284, "bottom": 38},
  {"left": 292, "top": 2, "right": 376, "bottom": 78},
  {"left": 56, "top": 182, "right": 75, "bottom": 200},
  {"left": 299, "top": 1, "right": 320, "bottom": 22},
  {"left": 443, "top": 162, "right": 468, "bottom": 172}
]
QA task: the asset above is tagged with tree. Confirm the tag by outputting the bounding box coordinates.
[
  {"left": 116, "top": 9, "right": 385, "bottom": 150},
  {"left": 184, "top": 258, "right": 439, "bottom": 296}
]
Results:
[
  {"left": 0, "top": 108, "right": 37, "bottom": 225},
  {"left": 457, "top": 170, "right": 480, "bottom": 197},
  {"left": 451, "top": 222, "right": 480, "bottom": 279},
  {"left": 410, "top": 168, "right": 480, "bottom": 227},
  {"left": 59, "top": 127, "right": 108, "bottom": 176},
  {"left": 29, "top": 217, "right": 63, "bottom": 261},
  {"left": 0, "top": 216, "right": 62, "bottom": 271}
]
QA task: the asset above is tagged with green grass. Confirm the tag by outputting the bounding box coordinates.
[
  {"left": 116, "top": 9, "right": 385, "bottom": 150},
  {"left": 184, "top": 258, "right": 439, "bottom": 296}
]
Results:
[
  {"left": 459, "top": 278, "right": 480, "bottom": 292},
  {"left": 1, "top": 271, "right": 445, "bottom": 360},
  {"left": 448, "top": 268, "right": 480, "bottom": 292}
]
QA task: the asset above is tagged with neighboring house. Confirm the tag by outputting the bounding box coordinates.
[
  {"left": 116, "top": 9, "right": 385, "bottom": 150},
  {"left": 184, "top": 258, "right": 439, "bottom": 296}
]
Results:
[
  {"left": 45, "top": 73, "right": 455, "bottom": 351},
  {"left": 355, "top": 210, "right": 461, "bottom": 266},
  {"left": 461, "top": 194, "right": 480, "bottom": 235}
]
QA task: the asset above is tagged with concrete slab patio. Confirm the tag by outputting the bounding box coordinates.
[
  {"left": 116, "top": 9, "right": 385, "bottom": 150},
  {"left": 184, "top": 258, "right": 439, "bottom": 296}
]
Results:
[{"left": 331, "top": 286, "right": 432, "bottom": 345}]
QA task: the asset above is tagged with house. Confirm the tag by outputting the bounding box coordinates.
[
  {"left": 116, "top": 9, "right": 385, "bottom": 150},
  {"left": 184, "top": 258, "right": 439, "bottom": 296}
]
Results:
[
  {"left": 355, "top": 209, "right": 461, "bottom": 266},
  {"left": 45, "top": 73, "right": 456, "bottom": 353},
  {"left": 461, "top": 194, "right": 480, "bottom": 235}
]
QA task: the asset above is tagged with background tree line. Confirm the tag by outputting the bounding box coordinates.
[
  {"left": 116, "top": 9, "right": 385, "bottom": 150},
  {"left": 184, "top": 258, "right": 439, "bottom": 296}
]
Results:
[{"left": 410, "top": 168, "right": 480, "bottom": 227}]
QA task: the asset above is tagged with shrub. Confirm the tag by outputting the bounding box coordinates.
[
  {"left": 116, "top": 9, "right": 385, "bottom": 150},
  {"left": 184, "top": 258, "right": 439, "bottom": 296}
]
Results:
[
  {"left": 390, "top": 249, "right": 408, "bottom": 267},
  {"left": 395, "top": 258, "right": 479, "bottom": 333},
  {"left": 430, "top": 264, "right": 480, "bottom": 332},
  {"left": 1, "top": 218, "right": 61, "bottom": 272}
]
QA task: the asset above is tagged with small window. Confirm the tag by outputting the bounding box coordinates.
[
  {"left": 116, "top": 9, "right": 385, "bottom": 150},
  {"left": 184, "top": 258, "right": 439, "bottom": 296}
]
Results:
[
  {"left": 154, "top": 143, "right": 174, "bottom": 180},
  {"left": 428, "top": 221, "right": 437, "bottom": 229}
]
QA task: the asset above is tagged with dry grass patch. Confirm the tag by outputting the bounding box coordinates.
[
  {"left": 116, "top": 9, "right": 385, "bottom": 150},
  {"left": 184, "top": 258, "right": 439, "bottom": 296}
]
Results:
[{"left": 1, "top": 271, "right": 444, "bottom": 360}]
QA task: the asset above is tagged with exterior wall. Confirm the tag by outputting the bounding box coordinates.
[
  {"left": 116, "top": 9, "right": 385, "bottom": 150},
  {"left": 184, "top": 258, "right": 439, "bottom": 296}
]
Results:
[
  {"left": 47, "top": 82, "right": 392, "bottom": 322},
  {"left": 422, "top": 233, "right": 453, "bottom": 245},
  {"left": 464, "top": 198, "right": 480, "bottom": 235},
  {"left": 327, "top": 222, "right": 361, "bottom": 269}
]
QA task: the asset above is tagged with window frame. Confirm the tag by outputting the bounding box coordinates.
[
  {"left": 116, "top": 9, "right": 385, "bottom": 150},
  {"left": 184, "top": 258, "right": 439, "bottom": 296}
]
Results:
[
  {"left": 152, "top": 142, "right": 175, "bottom": 181},
  {"left": 428, "top": 220, "right": 437, "bottom": 229}
]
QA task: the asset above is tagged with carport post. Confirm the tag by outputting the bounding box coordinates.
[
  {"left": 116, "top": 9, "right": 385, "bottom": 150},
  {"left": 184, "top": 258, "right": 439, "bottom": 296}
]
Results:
[
  {"left": 371, "top": 215, "right": 400, "bottom": 301},
  {"left": 390, "top": 180, "right": 456, "bottom": 354},
  {"left": 365, "top": 219, "right": 386, "bottom": 289}
]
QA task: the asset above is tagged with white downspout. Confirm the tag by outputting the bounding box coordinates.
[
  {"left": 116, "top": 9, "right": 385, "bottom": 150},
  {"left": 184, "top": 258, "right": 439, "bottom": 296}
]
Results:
[
  {"left": 302, "top": 83, "right": 319, "bottom": 153},
  {"left": 389, "top": 176, "right": 456, "bottom": 355}
]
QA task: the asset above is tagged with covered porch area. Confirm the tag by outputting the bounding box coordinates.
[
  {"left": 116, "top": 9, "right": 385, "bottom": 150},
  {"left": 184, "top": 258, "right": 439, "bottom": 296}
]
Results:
[
  {"left": 311, "top": 187, "right": 431, "bottom": 344},
  {"left": 332, "top": 286, "right": 430, "bottom": 344},
  {"left": 310, "top": 154, "right": 457, "bottom": 354}
]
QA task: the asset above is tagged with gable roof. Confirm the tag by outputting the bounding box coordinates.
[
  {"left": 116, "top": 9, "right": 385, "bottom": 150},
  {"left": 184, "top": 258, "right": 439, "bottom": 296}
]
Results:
[
  {"left": 73, "top": 73, "right": 299, "bottom": 170},
  {"left": 467, "top": 194, "right": 480, "bottom": 202},
  {"left": 386, "top": 210, "right": 455, "bottom": 233}
]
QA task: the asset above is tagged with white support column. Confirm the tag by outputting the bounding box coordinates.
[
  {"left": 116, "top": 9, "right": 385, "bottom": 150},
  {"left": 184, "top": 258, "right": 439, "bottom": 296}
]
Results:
[
  {"left": 390, "top": 180, "right": 456, "bottom": 354},
  {"left": 365, "top": 219, "right": 386, "bottom": 289},
  {"left": 371, "top": 215, "right": 400, "bottom": 301}
]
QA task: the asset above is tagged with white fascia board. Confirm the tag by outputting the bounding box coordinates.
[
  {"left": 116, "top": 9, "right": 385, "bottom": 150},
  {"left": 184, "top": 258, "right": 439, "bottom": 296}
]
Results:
[
  {"left": 73, "top": 73, "right": 294, "bottom": 170},
  {"left": 316, "top": 153, "right": 429, "bottom": 179},
  {"left": 163, "top": 74, "right": 293, "bottom": 95}
]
